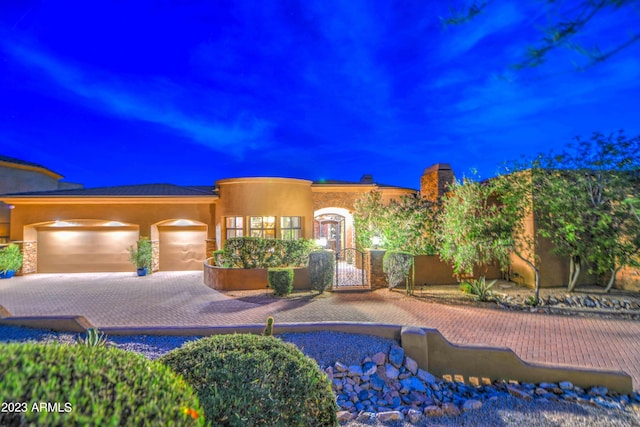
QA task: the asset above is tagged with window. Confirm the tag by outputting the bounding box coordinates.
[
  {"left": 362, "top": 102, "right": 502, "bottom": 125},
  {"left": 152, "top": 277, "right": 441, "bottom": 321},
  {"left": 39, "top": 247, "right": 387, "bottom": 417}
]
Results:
[
  {"left": 226, "top": 216, "right": 244, "bottom": 238},
  {"left": 281, "top": 216, "right": 302, "bottom": 240},
  {"left": 250, "top": 216, "right": 275, "bottom": 238}
]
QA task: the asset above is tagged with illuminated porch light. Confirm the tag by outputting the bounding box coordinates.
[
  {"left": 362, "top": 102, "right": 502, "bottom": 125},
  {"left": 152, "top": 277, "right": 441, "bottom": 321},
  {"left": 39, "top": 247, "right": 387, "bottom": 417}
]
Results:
[{"left": 372, "top": 236, "right": 381, "bottom": 249}]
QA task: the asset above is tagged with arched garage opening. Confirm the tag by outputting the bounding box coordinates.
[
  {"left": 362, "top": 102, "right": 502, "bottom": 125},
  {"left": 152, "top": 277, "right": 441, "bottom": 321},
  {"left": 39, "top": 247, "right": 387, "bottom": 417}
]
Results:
[
  {"left": 30, "top": 219, "right": 139, "bottom": 273},
  {"left": 152, "top": 219, "right": 207, "bottom": 271}
]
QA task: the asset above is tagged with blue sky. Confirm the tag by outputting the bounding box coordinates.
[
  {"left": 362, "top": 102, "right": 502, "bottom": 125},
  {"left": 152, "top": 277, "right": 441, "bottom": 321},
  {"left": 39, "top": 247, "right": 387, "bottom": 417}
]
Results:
[{"left": 1, "top": 1, "right": 639, "bottom": 189}]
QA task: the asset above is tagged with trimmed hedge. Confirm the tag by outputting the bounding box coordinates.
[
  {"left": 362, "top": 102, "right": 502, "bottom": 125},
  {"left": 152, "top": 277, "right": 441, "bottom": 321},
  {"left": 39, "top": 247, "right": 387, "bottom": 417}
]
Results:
[
  {"left": 0, "top": 342, "right": 204, "bottom": 426},
  {"left": 268, "top": 268, "right": 294, "bottom": 296},
  {"left": 215, "top": 237, "right": 316, "bottom": 268},
  {"left": 160, "top": 334, "right": 338, "bottom": 427},
  {"left": 309, "top": 251, "right": 335, "bottom": 293}
]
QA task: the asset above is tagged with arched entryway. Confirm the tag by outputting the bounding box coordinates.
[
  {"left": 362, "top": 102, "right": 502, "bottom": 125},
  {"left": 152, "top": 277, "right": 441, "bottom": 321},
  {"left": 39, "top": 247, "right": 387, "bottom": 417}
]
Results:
[{"left": 313, "top": 207, "right": 355, "bottom": 253}]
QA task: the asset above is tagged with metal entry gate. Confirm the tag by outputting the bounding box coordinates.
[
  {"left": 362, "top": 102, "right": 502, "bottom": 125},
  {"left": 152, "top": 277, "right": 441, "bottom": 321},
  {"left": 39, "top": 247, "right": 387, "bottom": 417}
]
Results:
[{"left": 334, "top": 248, "right": 369, "bottom": 290}]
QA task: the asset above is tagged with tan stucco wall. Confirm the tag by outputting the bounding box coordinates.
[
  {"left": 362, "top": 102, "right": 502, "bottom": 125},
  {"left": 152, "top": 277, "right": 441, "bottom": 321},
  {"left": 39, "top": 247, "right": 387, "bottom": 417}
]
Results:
[
  {"left": 215, "top": 178, "right": 314, "bottom": 247},
  {"left": 0, "top": 164, "right": 62, "bottom": 195},
  {"left": 9, "top": 202, "right": 216, "bottom": 241},
  {"left": 311, "top": 186, "right": 415, "bottom": 212}
]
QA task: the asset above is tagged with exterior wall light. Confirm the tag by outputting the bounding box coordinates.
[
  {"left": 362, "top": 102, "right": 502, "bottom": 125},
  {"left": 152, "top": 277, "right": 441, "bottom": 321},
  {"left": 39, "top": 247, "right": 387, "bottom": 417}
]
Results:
[{"left": 372, "top": 236, "right": 381, "bottom": 249}]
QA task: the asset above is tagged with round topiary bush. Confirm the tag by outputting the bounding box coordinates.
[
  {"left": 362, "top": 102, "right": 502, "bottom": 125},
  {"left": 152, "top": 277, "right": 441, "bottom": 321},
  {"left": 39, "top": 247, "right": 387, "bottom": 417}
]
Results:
[
  {"left": 0, "top": 342, "right": 204, "bottom": 427},
  {"left": 267, "top": 267, "right": 294, "bottom": 296},
  {"left": 160, "top": 334, "right": 338, "bottom": 427}
]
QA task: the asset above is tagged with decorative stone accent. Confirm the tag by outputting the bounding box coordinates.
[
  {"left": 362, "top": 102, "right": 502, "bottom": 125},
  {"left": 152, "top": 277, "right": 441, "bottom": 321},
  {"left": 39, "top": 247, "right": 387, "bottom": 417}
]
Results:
[
  {"left": 367, "top": 250, "right": 386, "bottom": 290},
  {"left": 19, "top": 241, "right": 37, "bottom": 274},
  {"left": 205, "top": 238, "right": 217, "bottom": 256},
  {"left": 151, "top": 240, "right": 160, "bottom": 272}
]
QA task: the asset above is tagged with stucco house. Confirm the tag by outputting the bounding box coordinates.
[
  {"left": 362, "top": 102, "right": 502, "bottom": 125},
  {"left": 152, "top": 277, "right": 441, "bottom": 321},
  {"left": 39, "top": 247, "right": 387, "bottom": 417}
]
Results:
[{"left": 2, "top": 156, "right": 449, "bottom": 275}]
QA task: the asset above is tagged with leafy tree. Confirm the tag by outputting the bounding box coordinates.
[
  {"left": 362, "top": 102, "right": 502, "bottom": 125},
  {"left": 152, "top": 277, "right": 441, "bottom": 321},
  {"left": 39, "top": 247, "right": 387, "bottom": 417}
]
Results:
[
  {"left": 529, "top": 165, "right": 590, "bottom": 291},
  {"left": 530, "top": 131, "right": 640, "bottom": 292},
  {"left": 353, "top": 190, "right": 438, "bottom": 255},
  {"left": 353, "top": 190, "right": 387, "bottom": 252},
  {"left": 441, "top": 1, "right": 640, "bottom": 71},
  {"left": 438, "top": 173, "right": 541, "bottom": 303}
]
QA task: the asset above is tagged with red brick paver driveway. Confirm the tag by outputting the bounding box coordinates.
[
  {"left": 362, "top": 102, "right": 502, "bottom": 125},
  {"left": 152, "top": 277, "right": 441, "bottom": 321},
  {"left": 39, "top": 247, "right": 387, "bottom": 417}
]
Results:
[{"left": 1, "top": 271, "right": 639, "bottom": 390}]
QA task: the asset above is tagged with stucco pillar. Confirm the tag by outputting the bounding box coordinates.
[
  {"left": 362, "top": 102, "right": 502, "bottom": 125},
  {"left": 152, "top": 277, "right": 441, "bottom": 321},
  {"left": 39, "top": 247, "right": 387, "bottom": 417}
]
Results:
[
  {"left": 401, "top": 326, "right": 429, "bottom": 371},
  {"left": 367, "top": 249, "right": 386, "bottom": 290}
]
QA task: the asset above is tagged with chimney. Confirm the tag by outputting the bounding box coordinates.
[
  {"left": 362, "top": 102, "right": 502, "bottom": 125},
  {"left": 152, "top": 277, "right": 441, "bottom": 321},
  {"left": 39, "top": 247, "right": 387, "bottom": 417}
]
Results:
[
  {"left": 360, "top": 174, "right": 374, "bottom": 184},
  {"left": 420, "top": 163, "right": 454, "bottom": 202}
]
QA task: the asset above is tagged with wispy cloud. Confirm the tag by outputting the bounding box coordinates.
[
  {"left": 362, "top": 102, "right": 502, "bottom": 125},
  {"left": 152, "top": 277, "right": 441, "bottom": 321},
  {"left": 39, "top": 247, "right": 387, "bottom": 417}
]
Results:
[
  {"left": 3, "top": 40, "right": 273, "bottom": 156},
  {"left": 439, "top": 2, "right": 525, "bottom": 59}
]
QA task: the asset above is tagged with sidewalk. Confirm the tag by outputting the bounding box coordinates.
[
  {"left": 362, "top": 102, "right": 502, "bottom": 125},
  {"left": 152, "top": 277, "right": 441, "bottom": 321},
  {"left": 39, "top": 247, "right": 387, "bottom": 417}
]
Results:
[{"left": 1, "top": 271, "right": 639, "bottom": 390}]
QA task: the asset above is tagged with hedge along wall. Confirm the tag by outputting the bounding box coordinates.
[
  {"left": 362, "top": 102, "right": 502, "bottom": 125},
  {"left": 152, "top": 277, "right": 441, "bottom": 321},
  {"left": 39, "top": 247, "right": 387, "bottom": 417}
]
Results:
[{"left": 203, "top": 259, "right": 310, "bottom": 291}]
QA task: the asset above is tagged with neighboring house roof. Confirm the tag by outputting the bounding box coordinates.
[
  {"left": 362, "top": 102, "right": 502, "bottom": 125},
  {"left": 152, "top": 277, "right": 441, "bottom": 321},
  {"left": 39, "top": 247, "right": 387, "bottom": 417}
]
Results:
[
  {"left": 3, "top": 183, "right": 216, "bottom": 197},
  {"left": 0, "top": 154, "right": 63, "bottom": 179}
]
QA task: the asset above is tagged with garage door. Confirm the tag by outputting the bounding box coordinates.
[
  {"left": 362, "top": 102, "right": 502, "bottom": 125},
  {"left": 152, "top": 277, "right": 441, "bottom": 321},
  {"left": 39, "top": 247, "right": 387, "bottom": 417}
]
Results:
[
  {"left": 37, "top": 227, "right": 139, "bottom": 273},
  {"left": 158, "top": 225, "right": 207, "bottom": 271}
]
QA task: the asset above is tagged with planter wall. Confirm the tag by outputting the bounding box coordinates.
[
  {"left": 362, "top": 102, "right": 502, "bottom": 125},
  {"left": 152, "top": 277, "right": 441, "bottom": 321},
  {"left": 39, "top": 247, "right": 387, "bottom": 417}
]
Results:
[
  {"left": 413, "top": 255, "right": 501, "bottom": 286},
  {"left": 203, "top": 259, "right": 310, "bottom": 291}
]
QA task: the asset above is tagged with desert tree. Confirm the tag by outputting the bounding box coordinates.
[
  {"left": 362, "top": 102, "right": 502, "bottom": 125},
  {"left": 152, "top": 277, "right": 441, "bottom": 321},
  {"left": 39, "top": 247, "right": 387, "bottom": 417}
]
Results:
[
  {"left": 437, "top": 173, "right": 541, "bottom": 302},
  {"left": 441, "top": 1, "right": 640, "bottom": 71},
  {"left": 530, "top": 131, "right": 640, "bottom": 292}
]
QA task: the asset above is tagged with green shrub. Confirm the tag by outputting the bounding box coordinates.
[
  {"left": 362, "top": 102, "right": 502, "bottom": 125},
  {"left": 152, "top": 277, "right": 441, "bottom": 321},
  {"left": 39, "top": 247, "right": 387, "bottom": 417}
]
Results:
[
  {"left": 160, "top": 334, "right": 338, "bottom": 427},
  {"left": 77, "top": 328, "right": 109, "bottom": 347},
  {"left": 309, "top": 251, "right": 335, "bottom": 293},
  {"left": 128, "top": 237, "right": 153, "bottom": 270},
  {"left": 221, "top": 237, "right": 315, "bottom": 268},
  {"left": 0, "top": 243, "right": 23, "bottom": 273},
  {"left": 268, "top": 268, "right": 294, "bottom": 296},
  {"left": 212, "top": 249, "right": 227, "bottom": 267},
  {"left": 0, "top": 342, "right": 204, "bottom": 426},
  {"left": 460, "top": 276, "right": 496, "bottom": 302},
  {"left": 383, "top": 251, "right": 414, "bottom": 291}
]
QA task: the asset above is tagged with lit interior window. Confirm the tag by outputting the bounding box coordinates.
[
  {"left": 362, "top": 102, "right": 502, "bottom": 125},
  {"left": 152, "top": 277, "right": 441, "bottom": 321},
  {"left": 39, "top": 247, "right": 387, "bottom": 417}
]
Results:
[
  {"left": 281, "top": 216, "right": 302, "bottom": 240},
  {"left": 226, "top": 216, "right": 244, "bottom": 238},
  {"left": 250, "top": 216, "right": 275, "bottom": 238}
]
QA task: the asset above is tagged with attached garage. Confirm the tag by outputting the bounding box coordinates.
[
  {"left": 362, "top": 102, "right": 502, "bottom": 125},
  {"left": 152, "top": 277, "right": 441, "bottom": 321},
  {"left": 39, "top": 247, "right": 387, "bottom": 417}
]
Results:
[
  {"left": 37, "top": 222, "right": 139, "bottom": 273},
  {"left": 158, "top": 222, "right": 207, "bottom": 271}
]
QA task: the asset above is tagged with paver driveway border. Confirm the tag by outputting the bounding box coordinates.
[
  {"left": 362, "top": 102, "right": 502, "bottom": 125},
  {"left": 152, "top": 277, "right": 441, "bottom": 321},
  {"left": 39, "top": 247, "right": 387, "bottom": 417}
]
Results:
[{"left": 0, "top": 271, "right": 639, "bottom": 391}]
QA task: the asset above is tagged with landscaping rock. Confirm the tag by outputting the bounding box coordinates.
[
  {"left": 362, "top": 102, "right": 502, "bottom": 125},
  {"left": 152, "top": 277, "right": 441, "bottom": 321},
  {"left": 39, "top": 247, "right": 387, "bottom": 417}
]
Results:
[
  {"left": 377, "top": 410, "right": 404, "bottom": 422},
  {"left": 330, "top": 346, "right": 637, "bottom": 423},
  {"left": 389, "top": 347, "right": 405, "bottom": 368},
  {"left": 405, "top": 356, "right": 419, "bottom": 374},
  {"left": 372, "top": 351, "right": 386, "bottom": 365},
  {"left": 385, "top": 363, "right": 400, "bottom": 380},
  {"left": 462, "top": 399, "right": 482, "bottom": 411}
]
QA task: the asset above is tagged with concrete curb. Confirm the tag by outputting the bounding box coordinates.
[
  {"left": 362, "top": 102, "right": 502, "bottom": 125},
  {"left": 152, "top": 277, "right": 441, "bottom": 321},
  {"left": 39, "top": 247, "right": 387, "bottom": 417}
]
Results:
[{"left": 0, "top": 315, "right": 633, "bottom": 393}]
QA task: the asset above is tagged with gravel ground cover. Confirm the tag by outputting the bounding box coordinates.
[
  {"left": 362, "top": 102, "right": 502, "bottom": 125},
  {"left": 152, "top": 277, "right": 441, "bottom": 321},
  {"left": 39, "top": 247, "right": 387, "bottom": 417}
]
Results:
[{"left": 1, "top": 325, "right": 639, "bottom": 426}]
